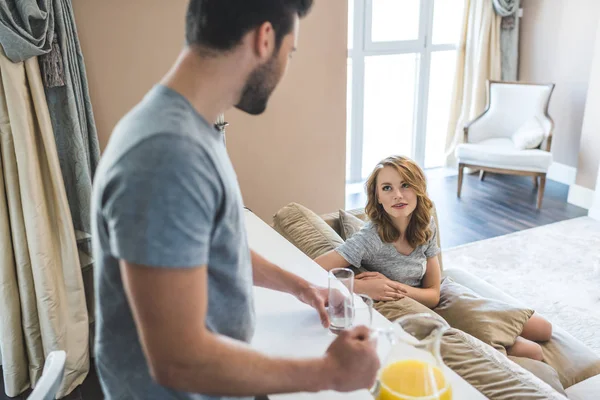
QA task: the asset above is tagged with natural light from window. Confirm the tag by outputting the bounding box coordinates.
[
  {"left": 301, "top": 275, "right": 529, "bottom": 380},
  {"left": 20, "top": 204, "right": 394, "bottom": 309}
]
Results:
[{"left": 346, "top": 0, "right": 464, "bottom": 193}]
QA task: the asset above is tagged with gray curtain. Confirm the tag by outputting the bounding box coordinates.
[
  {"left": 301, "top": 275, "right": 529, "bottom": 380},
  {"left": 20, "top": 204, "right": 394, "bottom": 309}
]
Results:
[
  {"left": 493, "top": 0, "right": 522, "bottom": 81},
  {"left": 0, "top": 0, "right": 100, "bottom": 239},
  {"left": 0, "top": 1, "right": 54, "bottom": 62}
]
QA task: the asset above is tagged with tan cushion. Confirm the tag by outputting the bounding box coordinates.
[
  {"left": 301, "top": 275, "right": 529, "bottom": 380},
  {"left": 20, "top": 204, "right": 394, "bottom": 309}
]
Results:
[
  {"left": 338, "top": 209, "right": 365, "bottom": 240},
  {"left": 321, "top": 208, "right": 367, "bottom": 236},
  {"left": 509, "top": 356, "right": 566, "bottom": 395},
  {"left": 434, "top": 278, "right": 534, "bottom": 353},
  {"left": 374, "top": 296, "right": 444, "bottom": 323},
  {"left": 541, "top": 327, "right": 600, "bottom": 389},
  {"left": 444, "top": 268, "right": 600, "bottom": 388},
  {"left": 272, "top": 203, "right": 344, "bottom": 259},
  {"left": 375, "top": 298, "right": 565, "bottom": 399},
  {"left": 442, "top": 329, "right": 567, "bottom": 399}
]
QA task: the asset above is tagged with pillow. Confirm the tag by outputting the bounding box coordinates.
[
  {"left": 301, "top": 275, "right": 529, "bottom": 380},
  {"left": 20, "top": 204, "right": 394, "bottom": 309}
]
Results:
[
  {"left": 442, "top": 329, "right": 567, "bottom": 399},
  {"left": 338, "top": 209, "right": 366, "bottom": 240},
  {"left": 434, "top": 278, "right": 534, "bottom": 353},
  {"left": 272, "top": 202, "right": 344, "bottom": 259},
  {"left": 540, "top": 326, "right": 600, "bottom": 389},
  {"left": 374, "top": 296, "right": 445, "bottom": 323},
  {"left": 512, "top": 116, "right": 545, "bottom": 150},
  {"left": 508, "top": 356, "right": 566, "bottom": 395}
]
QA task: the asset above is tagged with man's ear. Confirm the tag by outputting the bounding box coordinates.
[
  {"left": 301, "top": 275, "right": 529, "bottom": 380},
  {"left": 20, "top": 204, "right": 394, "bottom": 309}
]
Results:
[{"left": 252, "top": 21, "right": 276, "bottom": 61}]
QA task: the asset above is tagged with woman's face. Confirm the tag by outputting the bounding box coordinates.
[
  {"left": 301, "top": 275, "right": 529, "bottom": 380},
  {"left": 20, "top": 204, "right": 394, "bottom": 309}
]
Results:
[{"left": 376, "top": 166, "right": 417, "bottom": 219}]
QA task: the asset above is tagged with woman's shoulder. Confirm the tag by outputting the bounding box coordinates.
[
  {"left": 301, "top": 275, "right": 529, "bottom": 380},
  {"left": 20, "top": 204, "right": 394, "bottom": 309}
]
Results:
[
  {"left": 361, "top": 220, "right": 379, "bottom": 234},
  {"left": 353, "top": 221, "right": 383, "bottom": 243},
  {"left": 428, "top": 215, "right": 437, "bottom": 231}
]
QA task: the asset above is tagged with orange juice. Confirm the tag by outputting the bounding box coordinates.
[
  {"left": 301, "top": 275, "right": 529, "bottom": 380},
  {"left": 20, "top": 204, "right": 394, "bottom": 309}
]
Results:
[{"left": 376, "top": 360, "right": 452, "bottom": 400}]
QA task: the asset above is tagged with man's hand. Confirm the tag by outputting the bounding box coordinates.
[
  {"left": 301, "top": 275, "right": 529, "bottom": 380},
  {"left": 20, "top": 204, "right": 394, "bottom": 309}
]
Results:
[
  {"left": 251, "top": 250, "right": 332, "bottom": 328},
  {"left": 295, "top": 285, "right": 330, "bottom": 328},
  {"left": 323, "top": 326, "right": 380, "bottom": 392}
]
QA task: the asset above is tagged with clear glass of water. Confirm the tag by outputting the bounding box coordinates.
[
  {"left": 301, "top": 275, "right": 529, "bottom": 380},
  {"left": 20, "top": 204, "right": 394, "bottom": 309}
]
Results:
[
  {"left": 328, "top": 268, "right": 355, "bottom": 334},
  {"left": 352, "top": 294, "right": 374, "bottom": 328}
]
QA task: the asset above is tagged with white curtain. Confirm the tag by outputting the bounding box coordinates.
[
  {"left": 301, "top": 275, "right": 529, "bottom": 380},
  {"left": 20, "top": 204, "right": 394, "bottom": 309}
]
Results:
[
  {"left": 0, "top": 46, "right": 89, "bottom": 398},
  {"left": 444, "top": 0, "right": 502, "bottom": 167}
]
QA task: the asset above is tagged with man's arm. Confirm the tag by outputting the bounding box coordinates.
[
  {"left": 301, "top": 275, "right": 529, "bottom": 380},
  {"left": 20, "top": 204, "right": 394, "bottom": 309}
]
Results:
[
  {"left": 251, "top": 249, "right": 330, "bottom": 327},
  {"left": 120, "top": 261, "right": 379, "bottom": 396},
  {"left": 251, "top": 249, "right": 308, "bottom": 294}
]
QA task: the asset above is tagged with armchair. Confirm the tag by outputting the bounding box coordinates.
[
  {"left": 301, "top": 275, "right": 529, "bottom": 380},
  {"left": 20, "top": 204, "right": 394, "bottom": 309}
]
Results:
[{"left": 455, "top": 81, "right": 555, "bottom": 209}]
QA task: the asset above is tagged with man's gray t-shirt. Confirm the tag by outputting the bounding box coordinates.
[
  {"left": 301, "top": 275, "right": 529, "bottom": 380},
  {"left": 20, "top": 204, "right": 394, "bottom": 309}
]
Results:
[
  {"left": 336, "top": 219, "right": 440, "bottom": 287},
  {"left": 91, "top": 85, "right": 254, "bottom": 400}
]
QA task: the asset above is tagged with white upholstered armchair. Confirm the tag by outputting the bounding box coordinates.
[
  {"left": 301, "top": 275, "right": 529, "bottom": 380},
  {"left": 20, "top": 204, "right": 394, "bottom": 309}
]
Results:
[{"left": 455, "top": 81, "right": 555, "bottom": 209}]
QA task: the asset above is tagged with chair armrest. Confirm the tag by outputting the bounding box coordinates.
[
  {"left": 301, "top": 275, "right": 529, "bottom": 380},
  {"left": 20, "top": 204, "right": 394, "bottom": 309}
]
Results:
[
  {"left": 537, "top": 114, "right": 555, "bottom": 152},
  {"left": 463, "top": 108, "right": 495, "bottom": 143}
]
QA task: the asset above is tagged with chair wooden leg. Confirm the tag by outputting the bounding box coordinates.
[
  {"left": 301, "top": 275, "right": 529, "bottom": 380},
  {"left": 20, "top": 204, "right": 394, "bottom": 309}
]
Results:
[
  {"left": 457, "top": 164, "right": 465, "bottom": 197},
  {"left": 533, "top": 175, "right": 539, "bottom": 189},
  {"left": 537, "top": 174, "right": 546, "bottom": 209},
  {"left": 479, "top": 170, "right": 486, "bottom": 181}
]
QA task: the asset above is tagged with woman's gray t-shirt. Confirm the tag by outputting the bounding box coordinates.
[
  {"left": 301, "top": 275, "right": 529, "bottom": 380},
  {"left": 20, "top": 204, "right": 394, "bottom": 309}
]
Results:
[{"left": 335, "top": 218, "right": 440, "bottom": 287}]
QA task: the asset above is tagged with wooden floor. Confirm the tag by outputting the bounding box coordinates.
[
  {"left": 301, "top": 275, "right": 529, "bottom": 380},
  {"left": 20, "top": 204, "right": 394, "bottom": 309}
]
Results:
[{"left": 346, "top": 171, "right": 589, "bottom": 249}]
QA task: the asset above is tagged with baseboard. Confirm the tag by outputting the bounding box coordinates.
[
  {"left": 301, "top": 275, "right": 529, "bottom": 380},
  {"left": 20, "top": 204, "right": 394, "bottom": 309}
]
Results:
[
  {"left": 547, "top": 162, "right": 577, "bottom": 185},
  {"left": 567, "top": 184, "right": 596, "bottom": 209}
]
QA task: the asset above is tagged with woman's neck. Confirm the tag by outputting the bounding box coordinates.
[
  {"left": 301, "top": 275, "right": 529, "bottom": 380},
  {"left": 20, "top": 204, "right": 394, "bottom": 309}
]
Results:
[{"left": 391, "top": 215, "right": 411, "bottom": 239}]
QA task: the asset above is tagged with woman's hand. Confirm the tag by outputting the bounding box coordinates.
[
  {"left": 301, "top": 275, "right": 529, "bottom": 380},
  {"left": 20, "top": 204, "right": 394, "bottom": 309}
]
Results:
[{"left": 354, "top": 276, "right": 407, "bottom": 301}]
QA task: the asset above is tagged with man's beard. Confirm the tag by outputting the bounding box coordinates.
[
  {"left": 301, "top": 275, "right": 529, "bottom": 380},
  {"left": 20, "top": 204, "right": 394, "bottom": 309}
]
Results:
[{"left": 235, "top": 54, "right": 280, "bottom": 115}]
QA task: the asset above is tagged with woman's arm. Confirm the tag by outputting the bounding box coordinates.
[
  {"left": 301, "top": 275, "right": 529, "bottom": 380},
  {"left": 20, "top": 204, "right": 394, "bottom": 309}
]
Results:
[
  {"left": 403, "top": 256, "right": 441, "bottom": 308},
  {"left": 314, "top": 251, "right": 406, "bottom": 301},
  {"left": 314, "top": 250, "right": 351, "bottom": 272},
  {"left": 356, "top": 255, "right": 441, "bottom": 308}
]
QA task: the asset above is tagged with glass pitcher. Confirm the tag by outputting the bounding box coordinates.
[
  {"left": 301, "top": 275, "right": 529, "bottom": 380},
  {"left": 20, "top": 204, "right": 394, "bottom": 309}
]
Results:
[{"left": 372, "top": 314, "right": 452, "bottom": 400}]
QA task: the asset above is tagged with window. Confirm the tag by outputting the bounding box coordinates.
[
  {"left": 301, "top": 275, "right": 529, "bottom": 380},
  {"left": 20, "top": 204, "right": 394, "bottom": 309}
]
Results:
[{"left": 347, "top": 0, "right": 464, "bottom": 189}]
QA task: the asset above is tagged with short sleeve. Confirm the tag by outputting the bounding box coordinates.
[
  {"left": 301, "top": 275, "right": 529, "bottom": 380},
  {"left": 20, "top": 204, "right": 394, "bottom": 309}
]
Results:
[
  {"left": 101, "top": 135, "right": 221, "bottom": 267},
  {"left": 335, "top": 225, "right": 377, "bottom": 267},
  {"left": 424, "top": 217, "right": 441, "bottom": 259}
]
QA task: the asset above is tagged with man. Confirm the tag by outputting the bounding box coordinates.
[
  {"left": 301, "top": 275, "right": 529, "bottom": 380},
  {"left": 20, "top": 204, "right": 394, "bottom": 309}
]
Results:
[{"left": 91, "top": 1, "right": 380, "bottom": 399}]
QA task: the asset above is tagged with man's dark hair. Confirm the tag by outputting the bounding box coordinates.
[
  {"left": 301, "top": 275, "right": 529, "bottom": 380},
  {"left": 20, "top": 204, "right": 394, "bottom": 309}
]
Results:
[{"left": 186, "top": 0, "right": 313, "bottom": 53}]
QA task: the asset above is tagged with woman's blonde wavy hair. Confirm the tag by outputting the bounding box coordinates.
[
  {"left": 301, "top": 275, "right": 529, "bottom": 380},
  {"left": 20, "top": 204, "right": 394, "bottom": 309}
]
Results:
[{"left": 365, "top": 155, "right": 433, "bottom": 248}]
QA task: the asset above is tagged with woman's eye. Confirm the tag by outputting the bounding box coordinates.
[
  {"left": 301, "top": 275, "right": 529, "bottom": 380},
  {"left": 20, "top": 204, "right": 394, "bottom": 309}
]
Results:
[
  {"left": 401, "top": 183, "right": 410, "bottom": 189},
  {"left": 382, "top": 186, "right": 391, "bottom": 191}
]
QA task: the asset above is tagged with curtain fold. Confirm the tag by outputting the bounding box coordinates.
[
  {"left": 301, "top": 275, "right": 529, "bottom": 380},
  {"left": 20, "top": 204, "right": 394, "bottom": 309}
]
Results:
[
  {"left": 0, "top": 0, "right": 99, "bottom": 239},
  {"left": 495, "top": 0, "right": 521, "bottom": 81},
  {"left": 0, "top": 0, "right": 54, "bottom": 62},
  {"left": 444, "top": 0, "right": 502, "bottom": 167},
  {"left": 0, "top": 46, "right": 89, "bottom": 398},
  {"left": 44, "top": 0, "right": 100, "bottom": 238}
]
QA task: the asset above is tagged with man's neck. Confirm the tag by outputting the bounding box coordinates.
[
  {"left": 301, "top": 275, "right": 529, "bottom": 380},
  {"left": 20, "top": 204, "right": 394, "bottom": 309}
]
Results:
[{"left": 160, "top": 46, "right": 252, "bottom": 124}]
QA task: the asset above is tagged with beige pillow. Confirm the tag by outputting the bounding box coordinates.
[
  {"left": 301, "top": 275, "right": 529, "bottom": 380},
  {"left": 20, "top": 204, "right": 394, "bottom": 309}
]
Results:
[
  {"left": 540, "top": 326, "right": 600, "bottom": 389},
  {"left": 434, "top": 278, "right": 534, "bottom": 353},
  {"left": 272, "top": 203, "right": 344, "bottom": 259},
  {"left": 509, "top": 356, "right": 566, "bottom": 395},
  {"left": 442, "top": 329, "right": 566, "bottom": 399},
  {"left": 374, "top": 298, "right": 565, "bottom": 399},
  {"left": 338, "top": 209, "right": 366, "bottom": 240},
  {"left": 374, "top": 296, "right": 445, "bottom": 323}
]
